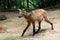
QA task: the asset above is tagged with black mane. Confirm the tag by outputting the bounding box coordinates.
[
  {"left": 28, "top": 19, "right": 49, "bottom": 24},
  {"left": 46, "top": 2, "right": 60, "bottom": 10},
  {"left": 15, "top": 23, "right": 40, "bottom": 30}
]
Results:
[{"left": 25, "top": 9, "right": 32, "bottom": 13}]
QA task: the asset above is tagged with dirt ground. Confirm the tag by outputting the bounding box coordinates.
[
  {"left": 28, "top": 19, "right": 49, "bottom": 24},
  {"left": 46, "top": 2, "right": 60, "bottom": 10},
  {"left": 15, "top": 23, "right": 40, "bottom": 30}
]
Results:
[{"left": 0, "top": 9, "right": 60, "bottom": 40}]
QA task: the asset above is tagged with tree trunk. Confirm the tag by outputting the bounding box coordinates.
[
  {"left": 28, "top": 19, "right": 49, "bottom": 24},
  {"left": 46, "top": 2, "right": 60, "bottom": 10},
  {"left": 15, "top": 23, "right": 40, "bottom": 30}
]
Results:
[{"left": 27, "top": 0, "right": 29, "bottom": 8}]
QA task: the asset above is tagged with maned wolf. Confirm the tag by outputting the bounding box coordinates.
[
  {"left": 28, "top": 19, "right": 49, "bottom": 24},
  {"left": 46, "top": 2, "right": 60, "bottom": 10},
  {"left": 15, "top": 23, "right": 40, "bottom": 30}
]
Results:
[{"left": 18, "top": 9, "right": 54, "bottom": 37}]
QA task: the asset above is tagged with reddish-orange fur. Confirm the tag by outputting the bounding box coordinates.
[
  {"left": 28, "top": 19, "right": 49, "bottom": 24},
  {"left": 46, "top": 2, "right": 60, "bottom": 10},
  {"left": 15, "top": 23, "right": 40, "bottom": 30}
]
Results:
[
  {"left": 18, "top": 9, "right": 54, "bottom": 37},
  {"left": 0, "top": 23, "right": 3, "bottom": 30}
]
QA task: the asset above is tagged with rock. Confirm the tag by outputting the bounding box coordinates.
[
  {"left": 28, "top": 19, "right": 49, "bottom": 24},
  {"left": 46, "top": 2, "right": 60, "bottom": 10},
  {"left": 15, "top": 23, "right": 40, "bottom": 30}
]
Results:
[
  {"left": 0, "top": 15, "right": 7, "bottom": 20},
  {"left": 0, "top": 23, "right": 3, "bottom": 30}
]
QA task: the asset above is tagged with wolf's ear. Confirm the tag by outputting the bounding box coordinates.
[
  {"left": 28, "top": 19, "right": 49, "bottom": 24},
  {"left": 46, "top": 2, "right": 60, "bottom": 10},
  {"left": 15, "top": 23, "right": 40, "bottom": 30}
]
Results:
[
  {"left": 22, "top": 8, "right": 25, "bottom": 11},
  {"left": 22, "top": 9, "right": 26, "bottom": 13},
  {"left": 18, "top": 9, "right": 21, "bottom": 12}
]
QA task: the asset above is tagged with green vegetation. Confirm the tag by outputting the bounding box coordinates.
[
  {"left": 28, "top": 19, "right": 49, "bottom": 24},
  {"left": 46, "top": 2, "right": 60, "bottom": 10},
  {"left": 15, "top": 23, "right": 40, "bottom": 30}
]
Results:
[
  {"left": 3, "top": 36, "right": 22, "bottom": 40},
  {"left": 0, "top": 0, "right": 60, "bottom": 10}
]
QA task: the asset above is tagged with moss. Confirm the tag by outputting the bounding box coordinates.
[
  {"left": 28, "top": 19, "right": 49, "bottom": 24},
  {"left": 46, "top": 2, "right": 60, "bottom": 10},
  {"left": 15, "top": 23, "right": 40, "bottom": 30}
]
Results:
[{"left": 3, "top": 36, "right": 22, "bottom": 40}]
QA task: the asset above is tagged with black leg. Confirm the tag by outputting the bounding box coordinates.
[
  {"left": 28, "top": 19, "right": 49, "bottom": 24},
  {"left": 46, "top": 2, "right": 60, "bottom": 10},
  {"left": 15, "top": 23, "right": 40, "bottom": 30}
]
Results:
[
  {"left": 35, "top": 22, "right": 41, "bottom": 33},
  {"left": 21, "top": 22, "right": 30, "bottom": 37},
  {"left": 45, "top": 20, "right": 54, "bottom": 30},
  {"left": 50, "top": 23, "right": 54, "bottom": 30},
  {"left": 32, "top": 22, "right": 35, "bottom": 36}
]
